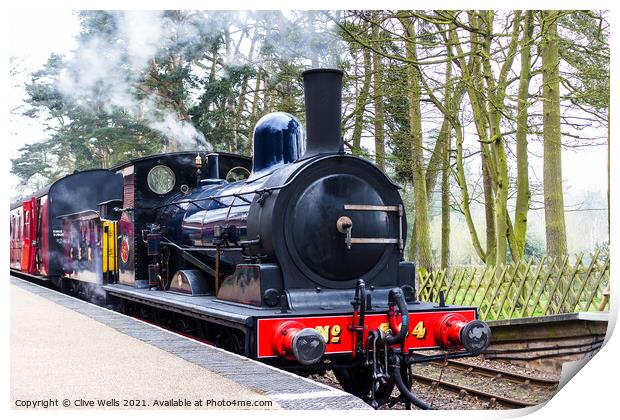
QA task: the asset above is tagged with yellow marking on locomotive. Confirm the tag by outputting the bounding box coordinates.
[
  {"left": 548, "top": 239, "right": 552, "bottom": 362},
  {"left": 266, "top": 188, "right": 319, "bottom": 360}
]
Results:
[
  {"left": 411, "top": 321, "right": 427, "bottom": 339},
  {"left": 314, "top": 325, "right": 342, "bottom": 344},
  {"left": 102, "top": 221, "right": 117, "bottom": 273},
  {"left": 330, "top": 325, "right": 341, "bottom": 343}
]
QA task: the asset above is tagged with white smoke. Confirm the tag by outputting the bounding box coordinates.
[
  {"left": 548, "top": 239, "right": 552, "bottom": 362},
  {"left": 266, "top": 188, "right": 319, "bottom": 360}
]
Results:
[
  {"left": 57, "top": 11, "right": 209, "bottom": 151},
  {"left": 55, "top": 11, "right": 344, "bottom": 151},
  {"left": 116, "top": 10, "right": 166, "bottom": 71},
  {"left": 149, "top": 111, "right": 207, "bottom": 147}
]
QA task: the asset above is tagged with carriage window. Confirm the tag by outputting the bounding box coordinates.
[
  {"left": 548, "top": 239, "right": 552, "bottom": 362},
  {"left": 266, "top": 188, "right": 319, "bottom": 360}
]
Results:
[{"left": 24, "top": 211, "right": 30, "bottom": 239}]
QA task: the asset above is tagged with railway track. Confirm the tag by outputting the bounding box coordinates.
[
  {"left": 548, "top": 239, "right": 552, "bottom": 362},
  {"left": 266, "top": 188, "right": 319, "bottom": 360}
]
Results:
[{"left": 409, "top": 352, "right": 559, "bottom": 408}]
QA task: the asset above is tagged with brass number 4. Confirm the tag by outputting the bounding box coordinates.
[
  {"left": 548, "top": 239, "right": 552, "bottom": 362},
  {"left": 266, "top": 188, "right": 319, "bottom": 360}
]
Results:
[{"left": 412, "top": 321, "right": 426, "bottom": 339}]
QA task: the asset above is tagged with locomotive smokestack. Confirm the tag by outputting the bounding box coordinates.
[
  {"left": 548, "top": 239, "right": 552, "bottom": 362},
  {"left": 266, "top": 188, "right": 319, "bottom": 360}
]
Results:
[{"left": 301, "top": 68, "right": 344, "bottom": 158}]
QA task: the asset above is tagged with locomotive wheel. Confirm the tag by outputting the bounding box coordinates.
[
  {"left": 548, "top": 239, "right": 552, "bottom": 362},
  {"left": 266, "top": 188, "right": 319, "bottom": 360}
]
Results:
[{"left": 333, "top": 366, "right": 395, "bottom": 407}]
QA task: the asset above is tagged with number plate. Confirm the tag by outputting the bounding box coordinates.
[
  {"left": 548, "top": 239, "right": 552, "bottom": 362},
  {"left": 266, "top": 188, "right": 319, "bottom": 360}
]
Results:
[{"left": 256, "top": 310, "right": 476, "bottom": 358}]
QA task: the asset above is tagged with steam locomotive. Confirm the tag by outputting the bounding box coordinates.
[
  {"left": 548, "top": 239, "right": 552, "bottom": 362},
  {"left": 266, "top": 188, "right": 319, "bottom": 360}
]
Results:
[{"left": 10, "top": 68, "right": 491, "bottom": 409}]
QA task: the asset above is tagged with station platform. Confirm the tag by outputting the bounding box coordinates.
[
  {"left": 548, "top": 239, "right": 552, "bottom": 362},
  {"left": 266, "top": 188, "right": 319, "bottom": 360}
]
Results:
[
  {"left": 486, "top": 311, "right": 609, "bottom": 374},
  {"left": 10, "top": 276, "right": 369, "bottom": 410}
]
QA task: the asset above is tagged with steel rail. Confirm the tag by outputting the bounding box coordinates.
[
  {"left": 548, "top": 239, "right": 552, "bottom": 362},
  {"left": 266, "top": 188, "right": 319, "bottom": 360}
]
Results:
[
  {"left": 410, "top": 352, "right": 559, "bottom": 388},
  {"left": 409, "top": 372, "right": 538, "bottom": 409}
]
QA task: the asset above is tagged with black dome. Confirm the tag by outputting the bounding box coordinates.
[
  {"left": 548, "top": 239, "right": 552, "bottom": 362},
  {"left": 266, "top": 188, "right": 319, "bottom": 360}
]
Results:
[{"left": 251, "top": 112, "right": 304, "bottom": 176}]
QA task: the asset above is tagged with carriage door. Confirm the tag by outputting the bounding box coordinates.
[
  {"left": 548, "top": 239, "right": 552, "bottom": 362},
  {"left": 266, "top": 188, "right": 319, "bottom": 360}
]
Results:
[
  {"left": 20, "top": 198, "right": 37, "bottom": 273},
  {"left": 10, "top": 213, "right": 18, "bottom": 269},
  {"left": 102, "top": 221, "right": 118, "bottom": 283},
  {"left": 118, "top": 166, "right": 135, "bottom": 286}
]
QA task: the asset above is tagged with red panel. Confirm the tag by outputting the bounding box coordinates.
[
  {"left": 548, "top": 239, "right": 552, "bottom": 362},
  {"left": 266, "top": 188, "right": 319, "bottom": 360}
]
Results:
[
  {"left": 29, "top": 197, "right": 39, "bottom": 274},
  {"left": 38, "top": 196, "right": 50, "bottom": 276},
  {"left": 256, "top": 310, "right": 477, "bottom": 358},
  {"left": 20, "top": 200, "right": 33, "bottom": 273},
  {"left": 123, "top": 168, "right": 135, "bottom": 207},
  {"left": 118, "top": 166, "right": 135, "bottom": 285},
  {"left": 30, "top": 197, "right": 38, "bottom": 273}
]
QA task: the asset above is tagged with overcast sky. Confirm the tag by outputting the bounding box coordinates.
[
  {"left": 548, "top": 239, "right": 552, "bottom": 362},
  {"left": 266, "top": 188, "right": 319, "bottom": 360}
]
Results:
[{"left": 7, "top": 8, "right": 609, "bottom": 200}]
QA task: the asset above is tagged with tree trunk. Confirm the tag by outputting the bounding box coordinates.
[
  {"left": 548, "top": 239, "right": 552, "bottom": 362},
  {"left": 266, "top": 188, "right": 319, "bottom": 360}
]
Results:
[
  {"left": 264, "top": 74, "right": 272, "bottom": 113},
  {"left": 541, "top": 11, "right": 568, "bottom": 257},
  {"left": 425, "top": 85, "right": 464, "bottom": 202},
  {"left": 441, "top": 130, "right": 451, "bottom": 269},
  {"left": 607, "top": 109, "right": 610, "bottom": 240},
  {"left": 400, "top": 16, "right": 433, "bottom": 273},
  {"left": 455, "top": 123, "right": 486, "bottom": 263},
  {"left": 481, "top": 10, "right": 521, "bottom": 267},
  {"left": 425, "top": 119, "right": 450, "bottom": 201},
  {"left": 443, "top": 25, "right": 487, "bottom": 263},
  {"left": 481, "top": 11, "right": 504, "bottom": 267},
  {"left": 233, "top": 34, "right": 257, "bottom": 153},
  {"left": 492, "top": 138, "right": 509, "bottom": 267},
  {"left": 446, "top": 22, "right": 490, "bottom": 263},
  {"left": 468, "top": 19, "right": 497, "bottom": 263},
  {"left": 371, "top": 15, "right": 386, "bottom": 170},
  {"left": 246, "top": 71, "right": 262, "bottom": 152},
  {"left": 225, "top": 96, "right": 236, "bottom": 153},
  {"left": 481, "top": 150, "right": 497, "bottom": 263},
  {"left": 514, "top": 11, "right": 534, "bottom": 260},
  {"left": 351, "top": 27, "right": 372, "bottom": 156}
]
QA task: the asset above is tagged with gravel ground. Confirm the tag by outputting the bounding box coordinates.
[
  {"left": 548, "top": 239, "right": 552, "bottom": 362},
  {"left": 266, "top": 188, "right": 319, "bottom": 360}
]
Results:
[
  {"left": 309, "top": 370, "right": 490, "bottom": 410},
  {"left": 309, "top": 355, "right": 560, "bottom": 410}
]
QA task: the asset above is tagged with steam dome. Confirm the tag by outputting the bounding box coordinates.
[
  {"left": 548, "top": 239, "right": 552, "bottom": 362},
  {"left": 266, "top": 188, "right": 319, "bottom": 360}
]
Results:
[{"left": 251, "top": 112, "right": 304, "bottom": 175}]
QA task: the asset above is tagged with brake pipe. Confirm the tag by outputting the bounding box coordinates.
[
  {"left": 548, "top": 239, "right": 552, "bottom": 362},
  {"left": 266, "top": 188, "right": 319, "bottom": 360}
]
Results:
[
  {"left": 385, "top": 288, "right": 409, "bottom": 346},
  {"left": 392, "top": 353, "right": 433, "bottom": 410},
  {"left": 350, "top": 280, "right": 367, "bottom": 358}
]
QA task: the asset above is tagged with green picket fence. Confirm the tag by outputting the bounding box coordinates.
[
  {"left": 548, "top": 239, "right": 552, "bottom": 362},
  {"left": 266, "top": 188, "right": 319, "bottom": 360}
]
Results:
[{"left": 417, "top": 251, "right": 610, "bottom": 321}]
